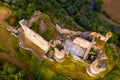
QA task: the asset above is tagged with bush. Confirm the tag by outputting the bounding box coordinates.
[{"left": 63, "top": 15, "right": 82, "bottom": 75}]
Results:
[{"left": 6, "top": 16, "right": 18, "bottom": 26}]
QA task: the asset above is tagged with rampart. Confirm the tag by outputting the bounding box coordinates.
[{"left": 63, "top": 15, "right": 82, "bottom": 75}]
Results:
[{"left": 19, "top": 19, "right": 50, "bottom": 52}]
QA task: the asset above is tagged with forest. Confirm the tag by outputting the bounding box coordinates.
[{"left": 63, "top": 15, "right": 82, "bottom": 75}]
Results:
[{"left": 0, "top": 0, "right": 120, "bottom": 80}]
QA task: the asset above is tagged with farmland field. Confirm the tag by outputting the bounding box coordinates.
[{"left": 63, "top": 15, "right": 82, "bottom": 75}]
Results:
[{"left": 102, "top": 0, "right": 120, "bottom": 25}]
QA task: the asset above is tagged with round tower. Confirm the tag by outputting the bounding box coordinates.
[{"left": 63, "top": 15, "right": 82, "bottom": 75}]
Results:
[
  {"left": 87, "top": 59, "right": 107, "bottom": 76},
  {"left": 54, "top": 48, "right": 65, "bottom": 62}
]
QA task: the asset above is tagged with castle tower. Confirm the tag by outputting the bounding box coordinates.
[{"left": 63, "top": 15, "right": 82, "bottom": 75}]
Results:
[
  {"left": 54, "top": 48, "right": 65, "bottom": 62},
  {"left": 105, "top": 32, "right": 112, "bottom": 42},
  {"left": 90, "top": 32, "right": 112, "bottom": 42},
  {"left": 87, "top": 54, "right": 108, "bottom": 76},
  {"left": 87, "top": 59, "right": 107, "bottom": 76}
]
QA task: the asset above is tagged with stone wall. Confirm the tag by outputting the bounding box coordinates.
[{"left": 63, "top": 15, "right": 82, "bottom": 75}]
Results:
[{"left": 19, "top": 19, "right": 49, "bottom": 52}]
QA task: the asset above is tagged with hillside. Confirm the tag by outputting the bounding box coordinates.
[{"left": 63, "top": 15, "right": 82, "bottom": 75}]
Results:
[
  {"left": 102, "top": 0, "right": 120, "bottom": 24},
  {"left": 0, "top": 0, "right": 120, "bottom": 80}
]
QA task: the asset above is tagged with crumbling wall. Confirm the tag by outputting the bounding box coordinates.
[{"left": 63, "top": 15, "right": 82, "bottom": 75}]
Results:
[{"left": 19, "top": 19, "right": 49, "bottom": 52}]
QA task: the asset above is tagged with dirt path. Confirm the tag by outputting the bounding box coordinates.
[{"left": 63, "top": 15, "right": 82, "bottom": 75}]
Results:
[
  {"left": 100, "top": 14, "right": 120, "bottom": 27},
  {"left": 0, "top": 7, "right": 35, "bottom": 80}
]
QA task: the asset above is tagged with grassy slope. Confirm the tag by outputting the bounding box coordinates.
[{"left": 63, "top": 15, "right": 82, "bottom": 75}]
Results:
[
  {"left": 0, "top": 25, "right": 63, "bottom": 80},
  {"left": 102, "top": 0, "right": 120, "bottom": 24},
  {"left": 0, "top": 25, "right": 35, "bottom": 79}
]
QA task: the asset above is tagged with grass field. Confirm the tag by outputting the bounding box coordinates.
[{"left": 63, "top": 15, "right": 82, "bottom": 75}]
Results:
[{"left": 102, "top": 0, "right": 120, "bottom": 25}]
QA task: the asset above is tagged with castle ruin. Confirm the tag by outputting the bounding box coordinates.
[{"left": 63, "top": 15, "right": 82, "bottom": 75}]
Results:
[{"left": 19, "top": 17, "right": 112, "bottom": 77}]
